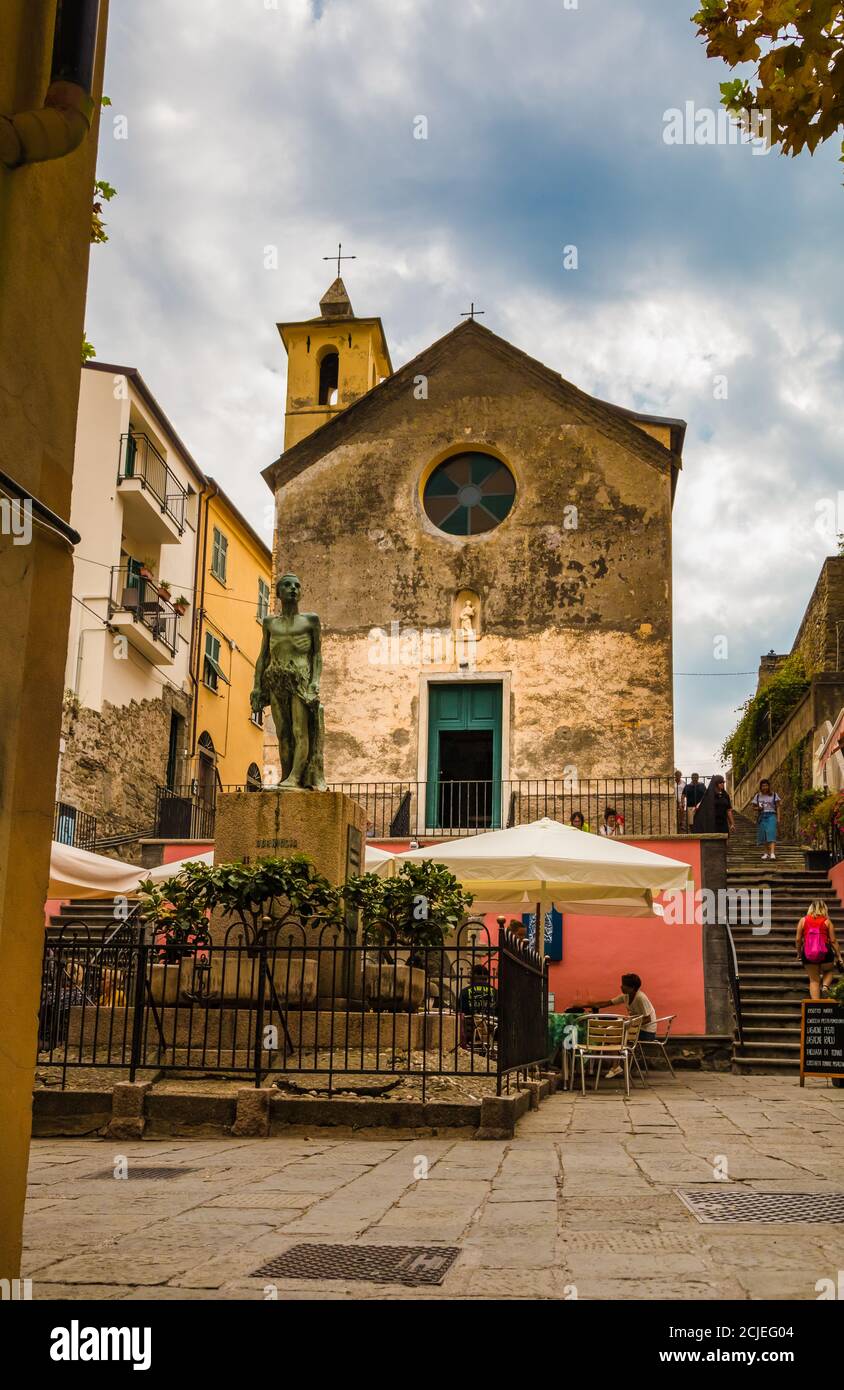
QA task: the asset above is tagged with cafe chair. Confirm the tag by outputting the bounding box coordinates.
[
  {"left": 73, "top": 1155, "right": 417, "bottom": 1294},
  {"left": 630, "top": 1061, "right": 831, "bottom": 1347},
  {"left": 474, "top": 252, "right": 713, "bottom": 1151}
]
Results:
[
  {"left": 573, "top": 1016, "right": 633, "bottom": 1097},
  {"left": 468, "top": 1011, "right": 498, "bottom": 1058},
  {"left": 635, "top": 1014, "right": 677, "bottom": 1078}
]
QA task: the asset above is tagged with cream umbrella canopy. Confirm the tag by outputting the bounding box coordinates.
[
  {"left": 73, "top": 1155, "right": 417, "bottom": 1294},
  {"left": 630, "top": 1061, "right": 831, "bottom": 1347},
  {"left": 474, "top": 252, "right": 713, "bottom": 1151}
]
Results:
[
  {"left": 47, "top": 842, "right": 213, "bottom": 900},
  {"left": 397, "top": 817, "right": 693, "bottom": 952},
  {"left": 363, "top": 843, "right": 397, "bottom": 878}
]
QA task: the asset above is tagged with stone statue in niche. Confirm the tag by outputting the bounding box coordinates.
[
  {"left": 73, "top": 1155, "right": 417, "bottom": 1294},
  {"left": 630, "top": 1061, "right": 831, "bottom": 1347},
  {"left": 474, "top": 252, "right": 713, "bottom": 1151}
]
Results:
[
  {"left": 459, "top": 600, "right": 476, "bottom": 637},
  {"left": 251, "top": 574, "right": 327, "bottom": 790}
]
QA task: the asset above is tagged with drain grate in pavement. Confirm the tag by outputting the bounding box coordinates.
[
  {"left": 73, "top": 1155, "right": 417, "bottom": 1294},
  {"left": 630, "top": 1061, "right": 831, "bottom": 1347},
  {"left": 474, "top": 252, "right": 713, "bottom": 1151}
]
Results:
[
  {"left": 87, "top": 1167, "right": 196, "bottom": 1181},
  {"left": 254, "top": 1243, "right": 461, "bottom": 1287},
  {"left": 676, "top": 1189, "right": 844, "bottom": 1224}
]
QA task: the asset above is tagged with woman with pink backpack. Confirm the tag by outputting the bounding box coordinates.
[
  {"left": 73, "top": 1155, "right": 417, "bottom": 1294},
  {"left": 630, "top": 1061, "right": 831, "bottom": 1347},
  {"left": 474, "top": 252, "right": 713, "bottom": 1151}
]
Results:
[{"left": 795, "top": 900, "right": 842, "bottom": 1000}]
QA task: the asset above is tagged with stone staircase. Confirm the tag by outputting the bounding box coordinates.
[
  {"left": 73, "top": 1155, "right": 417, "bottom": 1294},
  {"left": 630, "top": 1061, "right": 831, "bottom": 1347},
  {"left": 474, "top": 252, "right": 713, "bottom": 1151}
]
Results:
[
  {"left": 46, "top": 898, "right": 133, "bottom": 942},
  {"left": 726, "top": 813, "right": 842, "bottom": 1071}
]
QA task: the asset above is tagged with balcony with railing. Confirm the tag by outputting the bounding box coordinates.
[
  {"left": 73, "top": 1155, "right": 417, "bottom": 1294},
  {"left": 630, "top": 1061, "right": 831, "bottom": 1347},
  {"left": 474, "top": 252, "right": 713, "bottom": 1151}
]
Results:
[
  {"left": 116, "top": 431, "right": 188, "bottom": 543},
  {"left": 108, "top": 565, "right": 180, "bottom": 665}
]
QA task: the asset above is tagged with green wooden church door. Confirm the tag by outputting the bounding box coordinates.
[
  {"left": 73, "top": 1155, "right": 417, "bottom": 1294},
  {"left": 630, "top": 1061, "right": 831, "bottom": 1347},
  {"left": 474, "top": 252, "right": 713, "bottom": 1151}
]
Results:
[{"left": 425, "top": 682, "right": 502, "bottom": 830}]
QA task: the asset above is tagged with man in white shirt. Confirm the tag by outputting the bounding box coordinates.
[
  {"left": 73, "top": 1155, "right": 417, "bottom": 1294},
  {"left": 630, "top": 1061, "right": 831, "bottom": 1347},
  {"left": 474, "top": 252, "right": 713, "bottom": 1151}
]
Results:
[{"left": 585, "top": 973, "right": 659, "bottom": 1076}]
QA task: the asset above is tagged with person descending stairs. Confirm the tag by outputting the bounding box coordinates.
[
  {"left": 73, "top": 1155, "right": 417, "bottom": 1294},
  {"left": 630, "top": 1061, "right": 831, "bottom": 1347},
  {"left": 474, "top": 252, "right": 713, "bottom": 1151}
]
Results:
[{"left": 726, "top": 812, "right": 843, "bottom": 1071}]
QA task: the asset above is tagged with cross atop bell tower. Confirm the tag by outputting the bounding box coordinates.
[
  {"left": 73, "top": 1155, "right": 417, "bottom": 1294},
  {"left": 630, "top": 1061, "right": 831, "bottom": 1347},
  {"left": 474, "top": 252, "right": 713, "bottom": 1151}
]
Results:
[{"left": 276, "top": 259, "right": 393, "bottom": 450}]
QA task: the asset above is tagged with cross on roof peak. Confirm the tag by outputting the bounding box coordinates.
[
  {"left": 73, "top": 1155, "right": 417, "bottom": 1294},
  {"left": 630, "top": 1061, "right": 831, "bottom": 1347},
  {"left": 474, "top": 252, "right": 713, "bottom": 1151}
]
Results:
[
  {"left": 461, "top": 302, "right": 485, "bottom": 321},
  {"left": 323, "top": 242, "right": 356, "bottom": 279}
]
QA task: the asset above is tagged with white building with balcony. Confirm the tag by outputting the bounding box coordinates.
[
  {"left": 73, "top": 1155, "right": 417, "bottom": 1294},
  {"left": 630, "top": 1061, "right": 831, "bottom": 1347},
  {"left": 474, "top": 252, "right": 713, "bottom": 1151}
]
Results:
[{"left": 59, "top": 364, "right": 206, "bottom": 850}]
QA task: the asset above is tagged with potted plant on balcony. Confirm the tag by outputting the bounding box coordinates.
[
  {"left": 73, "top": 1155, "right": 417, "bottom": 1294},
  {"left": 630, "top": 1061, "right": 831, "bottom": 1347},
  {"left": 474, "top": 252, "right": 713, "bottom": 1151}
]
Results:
[
  {"left": 157, "top": 579, "right": 173, "bottom": 601},
  {"left": 138, "top": 560, "right": 155, "bottom": 582},
  {"left": 172, "top": 594, "right": 189, "bottom": 616},
  {"left": 798, "top": 791, "right": 841, "bottom": 870},
  {"left": 344, "top": 861, "right": 473, "bottom": 1012}
]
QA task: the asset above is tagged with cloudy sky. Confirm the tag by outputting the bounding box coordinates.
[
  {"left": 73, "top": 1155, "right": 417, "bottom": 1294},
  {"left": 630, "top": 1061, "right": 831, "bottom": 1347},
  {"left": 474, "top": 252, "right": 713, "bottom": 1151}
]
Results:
[{"left": 87, "top": 0, "right": 844, "bottom": 772}]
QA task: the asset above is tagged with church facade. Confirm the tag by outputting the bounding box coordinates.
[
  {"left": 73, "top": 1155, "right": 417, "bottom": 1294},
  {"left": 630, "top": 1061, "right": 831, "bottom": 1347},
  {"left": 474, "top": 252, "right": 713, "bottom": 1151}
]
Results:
[{"left": 263, "top": 279, "right": 684, "bottom": 828}]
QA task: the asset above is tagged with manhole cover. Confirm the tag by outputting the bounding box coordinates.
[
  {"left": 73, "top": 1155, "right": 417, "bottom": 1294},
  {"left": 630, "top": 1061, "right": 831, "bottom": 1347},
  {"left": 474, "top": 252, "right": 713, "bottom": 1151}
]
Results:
[
  {"left": 88, "top": 1167, "right": 196, "bottom": 1181},
  {"left": 676, "top": 1189, "right": 844, "bottom": 1224},
  {"left": 254, "top": 1243, "right": 461, "bottom": 1286}
]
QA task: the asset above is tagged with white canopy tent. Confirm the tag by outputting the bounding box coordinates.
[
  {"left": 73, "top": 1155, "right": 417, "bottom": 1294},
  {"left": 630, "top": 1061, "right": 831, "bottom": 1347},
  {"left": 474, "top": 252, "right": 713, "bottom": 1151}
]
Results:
[
  {"left": 362, "top": 842, "right": 397, "bottom": 878},
  {"left": 396, "top": 817, "right": 693, "bottom": 951},
  {"left": 48, "top": 839, "right": 395, "bottom": 901},
  {"left": 47, "top": 842, "right": 213, "bottom": 900}
]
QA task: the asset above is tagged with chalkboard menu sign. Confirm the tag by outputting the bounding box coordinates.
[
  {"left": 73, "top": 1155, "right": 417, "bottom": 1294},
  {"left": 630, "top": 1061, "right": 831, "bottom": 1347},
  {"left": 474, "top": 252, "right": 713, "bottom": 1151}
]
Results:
[{"left": 800, "top": 1001, "right": 844, "bottom": 1085}]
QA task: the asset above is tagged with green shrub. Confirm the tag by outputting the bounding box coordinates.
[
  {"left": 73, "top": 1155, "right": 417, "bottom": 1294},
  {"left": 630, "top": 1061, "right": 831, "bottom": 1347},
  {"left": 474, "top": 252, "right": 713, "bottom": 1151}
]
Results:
[{"left": 344, "top": 860, "right": 473, "bottom": 949}]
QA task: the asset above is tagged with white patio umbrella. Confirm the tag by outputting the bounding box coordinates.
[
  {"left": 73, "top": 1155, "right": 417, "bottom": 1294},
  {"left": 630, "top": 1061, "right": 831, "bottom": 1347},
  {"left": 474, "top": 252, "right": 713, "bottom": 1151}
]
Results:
[
  {"left": 47, "top": 841, "right": 213, "bottom": 900},
  {"left": 397, "top": 817, "right": 692, "bottom": 955},
  {"left": 363, "top": 843, "right": 397, "bottom": 878}
]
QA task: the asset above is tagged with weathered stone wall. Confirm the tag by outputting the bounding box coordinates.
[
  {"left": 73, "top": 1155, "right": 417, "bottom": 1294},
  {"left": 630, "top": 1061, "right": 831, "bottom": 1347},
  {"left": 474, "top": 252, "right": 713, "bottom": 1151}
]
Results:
[
  {"left": 792, "top": 557, "right": 844, "bottom": 675},
  {"left": 272, "top": 331, "right": 676, "bottom": 781},
  {"left": 59, "top": 688, "right": 191, "bottom": 862}
]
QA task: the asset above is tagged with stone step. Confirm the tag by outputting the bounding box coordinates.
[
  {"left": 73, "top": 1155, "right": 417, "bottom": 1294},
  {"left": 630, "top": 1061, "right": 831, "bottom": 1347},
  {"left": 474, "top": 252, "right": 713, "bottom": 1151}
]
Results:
[
  {"left": 741, "top": 1011, "right": 802, "bottom": 1026},
  {"left": 740, "top": 1025, "right": 801, "bottom": 1040},
  {"left": 732, "top": 1055, "right": 800, "bottom": 1070}
]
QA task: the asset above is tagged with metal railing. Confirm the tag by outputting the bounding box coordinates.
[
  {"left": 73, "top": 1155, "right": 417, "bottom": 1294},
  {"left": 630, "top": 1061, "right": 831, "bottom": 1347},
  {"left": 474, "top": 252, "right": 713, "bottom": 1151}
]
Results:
[
  {"left": 117, "top": 432, "right": 187, "bottom": 532},
  {"left": 829, "top": 819, "right": 844, "bottom": 867},
  {"left": 329, "top": 777, "right": 695, "bottom": 838},
  {"left": 154, "top": 784, "right": 215, "bottom": 840},
  {"left": 53, "top": 801, "right": 98, "bottom": 852},
  {"left": 36, "top": 921, "right": 549, "bottom": 1098},
  {"left": 198, "top": 777, "right": 705, "bottom": 840},
  {"left": 109, "top": 565, "right": 179, "bottom": 655}
]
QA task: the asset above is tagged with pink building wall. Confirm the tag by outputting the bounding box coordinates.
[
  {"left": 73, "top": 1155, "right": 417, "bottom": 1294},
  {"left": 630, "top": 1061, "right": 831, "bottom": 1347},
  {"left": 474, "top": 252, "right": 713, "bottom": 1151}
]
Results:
[{"left": 829, "top": 859, "right": 844, "bottom": 908}]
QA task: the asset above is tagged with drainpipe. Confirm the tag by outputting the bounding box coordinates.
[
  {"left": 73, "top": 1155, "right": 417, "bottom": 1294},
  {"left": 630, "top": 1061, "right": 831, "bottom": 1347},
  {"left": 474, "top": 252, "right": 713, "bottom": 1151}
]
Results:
[
  {"left": 0, "top": 1, "right": 101, "bottom": 169},
  {"left": 190, "top": 482, "right": 218, "bottom": 769}
]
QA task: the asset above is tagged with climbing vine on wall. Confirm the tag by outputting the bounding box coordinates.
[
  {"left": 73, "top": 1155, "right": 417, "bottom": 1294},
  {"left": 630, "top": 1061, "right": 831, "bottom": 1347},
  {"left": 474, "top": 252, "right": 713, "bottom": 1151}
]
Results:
[{"left": 721, "top": 652, "right": 810, "bottom": 784}]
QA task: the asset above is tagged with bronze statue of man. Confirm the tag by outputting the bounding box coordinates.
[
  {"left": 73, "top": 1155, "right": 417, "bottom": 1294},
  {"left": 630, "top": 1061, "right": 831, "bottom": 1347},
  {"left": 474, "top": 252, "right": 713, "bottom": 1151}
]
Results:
[{"left": 251, "top": 574, "right": 327, "bottom": 790}]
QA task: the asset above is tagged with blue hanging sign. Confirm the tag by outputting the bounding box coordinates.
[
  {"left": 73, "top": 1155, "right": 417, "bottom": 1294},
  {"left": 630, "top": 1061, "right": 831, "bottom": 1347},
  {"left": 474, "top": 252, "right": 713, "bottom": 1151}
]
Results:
[{"left": 522, "top": 907, "right": 563, "bottom": 961}]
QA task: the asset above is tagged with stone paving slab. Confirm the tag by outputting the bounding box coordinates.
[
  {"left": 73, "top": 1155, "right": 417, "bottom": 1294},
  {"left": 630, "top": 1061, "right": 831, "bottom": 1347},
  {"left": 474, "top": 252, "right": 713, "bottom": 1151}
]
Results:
[{"left": 20, "top": 1076, "right": 844, "bottom": 1300}]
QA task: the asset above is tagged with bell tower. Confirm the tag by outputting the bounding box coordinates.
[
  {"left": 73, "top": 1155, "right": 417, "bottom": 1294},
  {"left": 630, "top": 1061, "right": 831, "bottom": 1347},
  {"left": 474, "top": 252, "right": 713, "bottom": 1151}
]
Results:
[{"left": 277, "top": 275, "right": 392, "bottom": 450}]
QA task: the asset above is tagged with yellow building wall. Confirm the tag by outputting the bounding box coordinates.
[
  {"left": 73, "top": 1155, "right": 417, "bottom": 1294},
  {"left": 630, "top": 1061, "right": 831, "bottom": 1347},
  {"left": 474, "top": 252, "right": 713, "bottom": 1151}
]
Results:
[
  {"left": 0, "top": 1, "right": 108, "bottom": 1280},
  {"left": 194, "top": 492, "right": 271, "bottom": 789},
  {"left": 281, "top": 317, "right": 391, "bottom": 449}
]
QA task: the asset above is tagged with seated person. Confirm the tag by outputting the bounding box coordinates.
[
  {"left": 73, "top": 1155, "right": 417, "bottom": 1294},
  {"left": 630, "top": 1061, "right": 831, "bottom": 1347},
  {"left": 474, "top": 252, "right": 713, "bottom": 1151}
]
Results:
[
  {"left": 583, "top": 972, "right": 658, "bottom": 1078},
  {"left": 599, "top": 807, "right": 623, "bottom": 837},
  {"left": 458, "top": 964, "right": 498, "bottom": 1017},
  {"left": 571, "top": 810, "right": 591, "bottom": 832},
  {"left": 587, "top": 972, "right": 657, "bottom": 1036}
]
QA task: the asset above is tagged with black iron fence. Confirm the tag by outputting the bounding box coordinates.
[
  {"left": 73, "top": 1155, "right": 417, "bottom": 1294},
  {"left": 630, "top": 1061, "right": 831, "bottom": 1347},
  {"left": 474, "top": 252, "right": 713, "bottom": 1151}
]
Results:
[
  {"left": 154, "top": 784, "right": 215, "bottom": 840},
  {"left": 117, "top": 432, "right": 187, "bottom": 532},
  {"left": 829, "top": 820, "right": 844, "bottom": 867},
  {"left": 37, "top": 921, "right": 549, "bottom": 1098},
  {"left": 199, "top": 777, "right": 705, "bottom": 841},
  {"left": 109, "top": 564, "right": 180, "bottom": 656},
  {"left": 53, "top": 801, "right": 98, "bottom": 852}
]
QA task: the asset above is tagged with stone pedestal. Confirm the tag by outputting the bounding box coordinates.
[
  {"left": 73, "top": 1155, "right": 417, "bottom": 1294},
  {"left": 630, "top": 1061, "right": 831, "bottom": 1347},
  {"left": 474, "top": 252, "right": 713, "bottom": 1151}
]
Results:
[
  {"left": 214, "top": 788, "right": 365, "bottom": 884},
  {"left": 212, "top": 788, "right": 366, "bottom": 1000}
]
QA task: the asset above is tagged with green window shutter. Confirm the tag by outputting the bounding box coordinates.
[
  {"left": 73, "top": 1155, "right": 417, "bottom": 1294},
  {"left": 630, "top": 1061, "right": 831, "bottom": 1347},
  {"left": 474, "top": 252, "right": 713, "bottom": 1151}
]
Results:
[
  {"left": 203, "top": 632, "right": 229, "bottom": 689},
  {"left": 211, "top": 527, "right": 228, "bottom": 583},
  {"left": 257, "top": 578, "right": 270, "bottom": 621}
]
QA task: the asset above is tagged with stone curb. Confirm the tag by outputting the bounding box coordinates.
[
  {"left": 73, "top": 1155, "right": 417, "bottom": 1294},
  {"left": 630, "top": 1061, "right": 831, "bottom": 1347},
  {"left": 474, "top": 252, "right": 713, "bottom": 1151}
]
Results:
[
  {"left": 105, "top": 1081, "right": 152, "bottom": 1141},
  {"left": 31, "top": 1073, "right": 559, "bottom": 1139}
]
